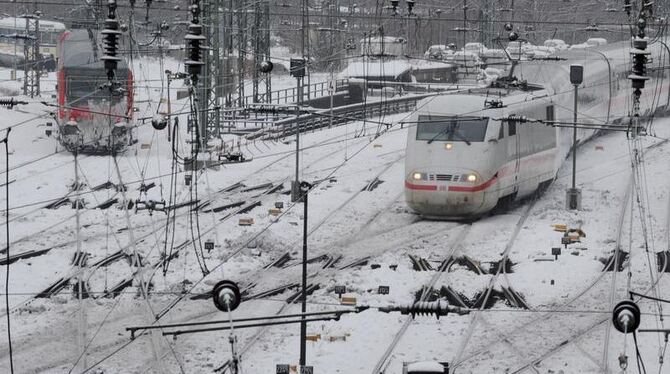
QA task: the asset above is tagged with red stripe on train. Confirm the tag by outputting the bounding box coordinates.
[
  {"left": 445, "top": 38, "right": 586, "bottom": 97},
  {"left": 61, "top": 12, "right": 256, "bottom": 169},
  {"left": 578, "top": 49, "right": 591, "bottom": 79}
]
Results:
[{"left": 405, "top": 181, "right": 438, "bottom": 191}]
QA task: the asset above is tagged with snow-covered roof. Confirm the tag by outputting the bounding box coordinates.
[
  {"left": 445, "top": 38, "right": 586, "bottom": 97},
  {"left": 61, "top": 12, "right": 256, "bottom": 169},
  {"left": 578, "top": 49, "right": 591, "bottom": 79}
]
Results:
[
  {"left": 342, "top": 58, "right": 413, "bottom": 79},
  {"left": 406, "top": 361, "right": 445, "bottom": 372},
  {"left": 359, "top": 36, "right": 407, "bottom": 44}
]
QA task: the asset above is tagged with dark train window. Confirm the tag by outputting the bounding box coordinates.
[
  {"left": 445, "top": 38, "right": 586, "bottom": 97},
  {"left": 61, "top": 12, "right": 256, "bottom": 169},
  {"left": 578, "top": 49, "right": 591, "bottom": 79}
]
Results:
[
  {"left": 498, "top": 124, "right": 504, "bottom": 139},
  {"left": 416, "top": 115, "right": 489, "bottom": 142},
  {"left": 546, "top": 105, "right": 555, "bottom": 122},
  {"left": 508, "top": 121, "right": 516, "bottom": 136}
]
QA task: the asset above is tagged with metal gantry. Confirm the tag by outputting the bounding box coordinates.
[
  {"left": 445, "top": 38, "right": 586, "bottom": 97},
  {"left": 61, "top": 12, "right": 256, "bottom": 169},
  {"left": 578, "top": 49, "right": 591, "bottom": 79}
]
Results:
[
  {"left": 252, "top": 0, "right": 272, "bottom": 103},
  {"left": 22, "top": 13, "right": 40, "bottom": 98},
  {"left": 200, "top": 0, "right": 223, "bottom": 139}
]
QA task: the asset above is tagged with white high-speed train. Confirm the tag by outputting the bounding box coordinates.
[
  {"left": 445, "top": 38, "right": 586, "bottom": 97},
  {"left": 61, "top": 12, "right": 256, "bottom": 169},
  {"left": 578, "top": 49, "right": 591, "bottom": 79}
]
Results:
[{"left": 405, "top": 41, "right": 670, "bottom": 219}]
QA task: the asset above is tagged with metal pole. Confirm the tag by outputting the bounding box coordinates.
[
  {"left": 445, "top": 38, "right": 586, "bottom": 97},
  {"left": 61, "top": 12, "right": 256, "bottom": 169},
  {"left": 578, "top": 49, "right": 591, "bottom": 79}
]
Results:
[
  {"left": 292, "top": 77, "right": 302, "bottom": 202},
  {"left": 299, "top": 184, "right": 308, "bottom": 367},
  {"left": 572, "top": 84, "right": 578, "bottom": 190},
  {"left": 75, "top": 151, "right": 87, "bottom": 369}
]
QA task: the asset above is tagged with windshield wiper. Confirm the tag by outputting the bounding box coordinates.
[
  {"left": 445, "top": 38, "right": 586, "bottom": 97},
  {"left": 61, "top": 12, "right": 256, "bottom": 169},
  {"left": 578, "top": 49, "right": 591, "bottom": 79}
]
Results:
[
  {"left": 427, "top": 124, "right": 471, "bottom": 145},
  {"left": 427, "top": 124, "right": 453, "bottom": 144},
  {"left": 451, "top": 129, "right": 472, "bottom": 145}
]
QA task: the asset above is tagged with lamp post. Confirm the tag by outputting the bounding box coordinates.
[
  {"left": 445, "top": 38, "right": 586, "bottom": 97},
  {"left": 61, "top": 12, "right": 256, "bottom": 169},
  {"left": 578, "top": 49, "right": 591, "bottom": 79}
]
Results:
[{"left": 567, "top": 64, "right": 583, "bottom": 210}]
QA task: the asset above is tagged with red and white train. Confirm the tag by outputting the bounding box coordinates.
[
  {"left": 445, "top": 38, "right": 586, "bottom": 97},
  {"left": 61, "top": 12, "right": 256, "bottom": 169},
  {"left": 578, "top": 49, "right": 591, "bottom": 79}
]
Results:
[
  {"left": 56, "top": 29, "right": 134, "bottom": 153},
  {"left": 404, "top": 41, "right": 670, "bottom": 218}
]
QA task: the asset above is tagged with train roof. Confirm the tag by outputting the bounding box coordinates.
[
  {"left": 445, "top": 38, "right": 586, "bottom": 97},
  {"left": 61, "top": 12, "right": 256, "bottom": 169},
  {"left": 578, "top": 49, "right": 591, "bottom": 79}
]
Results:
[{"left": 0, "top": 17, "right": 65, "bottom": 31}]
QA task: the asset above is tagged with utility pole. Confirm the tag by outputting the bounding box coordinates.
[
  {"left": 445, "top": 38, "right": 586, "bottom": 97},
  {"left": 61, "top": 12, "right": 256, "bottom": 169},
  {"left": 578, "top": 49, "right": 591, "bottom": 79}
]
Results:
[{"left": 567, "top": 64, "right": 583, "bottom": 210}]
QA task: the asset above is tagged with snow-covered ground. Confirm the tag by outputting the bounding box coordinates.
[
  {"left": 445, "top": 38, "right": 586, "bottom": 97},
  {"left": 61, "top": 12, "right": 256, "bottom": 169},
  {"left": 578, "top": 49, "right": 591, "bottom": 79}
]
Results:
[{"left": 0, "top": 56, "right": 669, "bottom": 374}]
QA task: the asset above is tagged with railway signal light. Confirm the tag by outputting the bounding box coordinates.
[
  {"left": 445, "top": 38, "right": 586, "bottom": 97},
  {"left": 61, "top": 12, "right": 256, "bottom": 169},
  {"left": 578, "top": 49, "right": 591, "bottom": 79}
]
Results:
[
  {"left": 290, "top": 58, "right": 306, "bottom": 78},
  {"left": 259, "top": 60, "right": 274, "bottom": 73}
]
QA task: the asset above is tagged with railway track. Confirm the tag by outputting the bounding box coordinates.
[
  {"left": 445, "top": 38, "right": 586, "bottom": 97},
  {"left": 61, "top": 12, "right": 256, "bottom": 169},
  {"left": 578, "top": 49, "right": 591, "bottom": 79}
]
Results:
[
  {"left": 451, "top": 136, "right": 670, "bottom": 373},
  {"left": 0, "top": 111, "right": 411, "bottom": 372},
  {"left": 372, "top": 199, "right": 537, "bottom": 374}
]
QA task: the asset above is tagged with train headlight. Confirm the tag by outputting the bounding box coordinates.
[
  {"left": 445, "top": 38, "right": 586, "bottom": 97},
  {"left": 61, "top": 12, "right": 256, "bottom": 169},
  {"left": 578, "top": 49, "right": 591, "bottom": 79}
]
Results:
[
  {"left": 466, "top": 174, "right": 477, "bottom": 183},
  {"left": 412, "top": 172, "right": 424, "bottom": 181},
  {"left": 445, "top": 143, "right": 453, "bottom": 150}
]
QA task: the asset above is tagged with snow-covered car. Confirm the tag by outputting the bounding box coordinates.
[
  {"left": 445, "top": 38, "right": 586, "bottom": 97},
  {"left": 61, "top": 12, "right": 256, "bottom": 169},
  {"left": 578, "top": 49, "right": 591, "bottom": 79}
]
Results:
[
  {"left": 586, "top": 37, "right": 607, "bottom": 47},
  {"left": 452, "top": 51, "right": 480, "bottom": 68},
  {"left": 424, "top": 45, "right": 452, "bottom": 60},
  {"left": 463, "top": 42, "right": 487, "bottom": 56},
  {"left": 479, "top": 48, "right": 508, "bottom": 65},
  {"left": 544, "top": 39, "right": 569, "bottom": 51},
  {"left": 505, "top": 41, "right": 536, "bottom": 59},
  {"left": 569, "top": 43, "right": 590, "bottom": 50},
  {"left": 531, "top": 45, "right": 555, "bottom": 58}
]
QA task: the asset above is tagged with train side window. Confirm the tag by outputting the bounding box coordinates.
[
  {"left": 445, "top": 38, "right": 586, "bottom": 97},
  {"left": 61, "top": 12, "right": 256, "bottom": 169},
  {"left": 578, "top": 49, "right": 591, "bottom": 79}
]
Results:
[
  {"left": 508, "top": 121, "right": 516, "bottom": 136},
  {"left": 498, "top": 124, "right": 504, "bottom": 139}
]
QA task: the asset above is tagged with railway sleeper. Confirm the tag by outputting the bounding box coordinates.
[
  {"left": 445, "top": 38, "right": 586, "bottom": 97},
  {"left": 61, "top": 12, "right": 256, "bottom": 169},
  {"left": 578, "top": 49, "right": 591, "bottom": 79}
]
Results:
[
  {"left": 36, "top": 277, "right": 70, "bottom": 298},
  {"left": 323, "top": 254, "right": 343, "bottom": 269},
  {"left": 442, "top": 255, "right": 486, "bottom": 274},
  {"left": 361, "top": 178, "right": 384, "bottom": 192},
  {"left": 96, "top": 197, "right": 119, "bottom": 210},
  {"left": 600, "top": 250, "right": 629, "bottom": 272},
  {"left": 264, "top": 183, "right": 284, "bottom": 195},
  {"left": 45, "top": 197, "right": 71, "bottom": 210},
  {"left": 409, "top": 254, "right": 434, "bottom": 271},
  {"left": 339, "top": 256, "right": 370, "bottom": 270},
  {"left": 439, "top": 286, "right": 472, "bottom": 308},
  {"left": 241, "top": 182, "right": 273, "bottom": 193},
  {"left": 286, "top": 284, "right": 320, "bottom": 304},
  {"left": 488, "top": 258, "right": 515, "bottom": 274},
  {"left": 72, "top": 280, "right": 92, "bottom": 299},
  {"left": 219, "top": 182, "right": 246, "bottom": 193},
  {"left": 237, "top": 201, "right": 262, "bottom": 214},
  {"left": 264, "top": 252, "right": 291, "bottom": 269},
  {"left": 100, "top": 278, "right": 133, "bottom": 298},
  {"left": 90, "top": 250, "right": 126, "bottom": 267},
  {"left": 248, "top": 283, "right": 299, "bottom": 299},
  {"left": 202, "top": 201, "right": 246, "bottom": 213},
  {"left": 70, "top": 252, "right": 89, "bottom": 267},
  {"left": 500, "top": 286, "right": 530, "bottom": 309},
  {"left": 0, "top": 247, "right": 52, "bottom": 265}
]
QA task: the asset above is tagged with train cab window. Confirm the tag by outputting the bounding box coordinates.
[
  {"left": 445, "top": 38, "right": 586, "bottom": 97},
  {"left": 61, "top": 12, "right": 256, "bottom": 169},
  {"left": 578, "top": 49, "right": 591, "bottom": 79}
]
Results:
[
  {"left": 508, "top": 121, "right": 517, "bottom": 136},
  {"left": 498, "top": 124, "right": 504, "bottom": 139},
  {"left": 416, "top": 115, "right": 489, "bottom": 143}
]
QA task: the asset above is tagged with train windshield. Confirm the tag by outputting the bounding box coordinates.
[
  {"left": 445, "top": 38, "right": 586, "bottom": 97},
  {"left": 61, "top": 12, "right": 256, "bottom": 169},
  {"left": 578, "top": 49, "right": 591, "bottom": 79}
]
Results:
[
  {"left": 416, "top": 115, "right": 488, "bottom": 143},
  {"left": 65, "top": 68, "right": 128, "bottom": 107}
]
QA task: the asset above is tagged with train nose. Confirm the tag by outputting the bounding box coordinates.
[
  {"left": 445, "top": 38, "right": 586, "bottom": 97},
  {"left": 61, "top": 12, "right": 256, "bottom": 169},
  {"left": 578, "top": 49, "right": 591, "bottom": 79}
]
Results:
[{"left": 405, "top": 169, "right": 494, "bottom": 218}]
